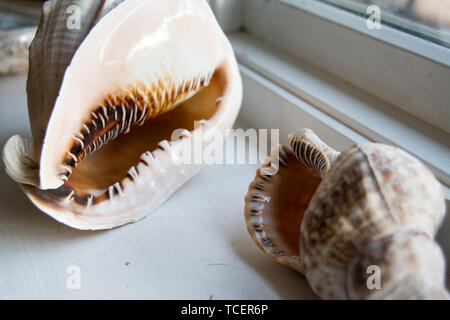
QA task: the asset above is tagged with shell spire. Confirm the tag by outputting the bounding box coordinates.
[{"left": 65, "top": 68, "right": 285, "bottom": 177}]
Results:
[{"left": 288, "top": 128, "right": 340, "bottom": 177}]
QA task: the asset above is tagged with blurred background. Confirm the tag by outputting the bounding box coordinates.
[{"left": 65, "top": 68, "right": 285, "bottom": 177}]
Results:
[
  {"left": 328, "top": 0, "right": 450, "bottom": 30},
  {"left": 0, "top": 0, "right": 449, "bottom": 75},
  {"left": 319, "top": 0, "right": 450, "bottom": 47}
]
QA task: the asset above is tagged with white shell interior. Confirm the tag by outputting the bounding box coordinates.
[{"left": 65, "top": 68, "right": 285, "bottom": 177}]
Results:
[{"left": 40, "top": 0, "right": 234, "bottom": 189}]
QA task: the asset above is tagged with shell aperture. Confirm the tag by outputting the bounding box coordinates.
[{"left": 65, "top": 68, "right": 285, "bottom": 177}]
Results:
[{"left": 3, "top": 0, "right": 243, "bottom": 230}]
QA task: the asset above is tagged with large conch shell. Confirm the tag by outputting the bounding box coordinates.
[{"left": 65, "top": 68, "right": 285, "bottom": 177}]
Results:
[
  {"left": 244, "top": 129, "right": 448, "bottom": 299},
  {"left": 3, "top": 0, "right": 242, "bottom": 230}
]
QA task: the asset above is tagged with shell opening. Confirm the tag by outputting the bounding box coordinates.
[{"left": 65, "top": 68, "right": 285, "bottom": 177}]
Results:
[
  {"left": 48, "top": 65, "right": 227, "bottom": 207},
  {"left": 244, "top": 144, "right": 321, "bottom": 270}
]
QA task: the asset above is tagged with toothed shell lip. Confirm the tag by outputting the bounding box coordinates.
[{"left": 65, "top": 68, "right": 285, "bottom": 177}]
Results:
[
  {"left": 58, "top": 70, "right": 215, "bottom": 184},
  {"left": 46, "top": 62, "right": 234, "bottom": 205},
  {"left": 21, "top": 138, "right": 203, "bottom": 230},
  {"left": 244, "top": 144, "right": 321, "bottom": 272},
  {"left": 21, "top": 53, "right": 242, "bottom": 230}
]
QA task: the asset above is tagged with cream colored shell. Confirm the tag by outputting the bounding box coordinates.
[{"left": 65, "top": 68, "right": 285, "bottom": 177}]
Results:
[{"left": 3, "top": 0, "right": 242, "bottom": 230}]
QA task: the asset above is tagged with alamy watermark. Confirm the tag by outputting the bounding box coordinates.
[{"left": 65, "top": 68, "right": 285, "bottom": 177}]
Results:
[
  {"left": 169, "top": 122, "right": 280, "bottom": 175},
  {"left": 366, "top": 265, "right": 381, "bottom": 290},
  {"left": 66, "top": 265, "right": 81, "bottom": 290},
  {"left": 66, "top": 5, "right": 81, "bottom": 30},
  {"left": 366, "top": 5, "right": 381, "bottom": 30}
]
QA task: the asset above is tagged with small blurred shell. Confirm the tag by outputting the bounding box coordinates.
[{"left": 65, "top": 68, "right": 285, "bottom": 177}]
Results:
[{"left": 0, "top": 27, "right": 36, "bottom": 75}]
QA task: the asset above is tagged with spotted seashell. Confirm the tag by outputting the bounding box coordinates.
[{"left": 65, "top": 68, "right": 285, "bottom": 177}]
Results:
[{"left": 244, "top": 128, "right": 448, "bottom": 299}]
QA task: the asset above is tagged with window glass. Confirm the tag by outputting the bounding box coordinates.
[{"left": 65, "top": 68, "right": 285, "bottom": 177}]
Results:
[{"left": 319, "top": 0, "right": 450, "bottom": 48}]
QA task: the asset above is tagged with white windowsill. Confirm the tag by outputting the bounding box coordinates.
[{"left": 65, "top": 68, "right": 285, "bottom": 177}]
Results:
[{"left": 230, "top": 32, "right": 450, "bottom": 196}]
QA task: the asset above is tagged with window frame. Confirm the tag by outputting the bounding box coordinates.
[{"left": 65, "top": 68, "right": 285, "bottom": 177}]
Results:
[
  {"left": 242, "top": 0, "right": 450, "bottom": 133},
  {"left": 318, "top": 0, "right": 450, "bottom": 50},
  {"left": 210, "top": 0, "right": 450, "bottom": 194}
]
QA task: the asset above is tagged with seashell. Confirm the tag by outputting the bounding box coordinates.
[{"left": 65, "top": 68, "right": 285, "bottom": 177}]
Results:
[
  {"left": 0, "top": 27, "right": 36, "bottom": 75},
  {"left": 244, "top": 128, "right": 448, "bottom": 299},
  {"left": 3, "top": 0, "right": 242, "bottom": 230}
]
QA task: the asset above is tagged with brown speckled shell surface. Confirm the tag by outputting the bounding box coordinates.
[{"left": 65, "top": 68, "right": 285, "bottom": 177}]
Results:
[
  {"left": 347, "top": 229, "right": 449, "bottom": 300},
  {"left": 244, "top": 129, "right": 447, "bottom": 299},
  {"left": 300, "top": 143, "right": 445, "bottom": 299}
]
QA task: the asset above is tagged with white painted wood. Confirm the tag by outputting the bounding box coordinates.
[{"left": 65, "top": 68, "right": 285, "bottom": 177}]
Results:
[
  {"left": 243, "top": 0, "right": 450, "bottom": 133},
  {"left": 280, "top": 0, "right": 450, "bottom": 58},
  {"left": 231, "top": 32, "right": 450, "bottom": 188},
  {"left": 0, "top": 74, "right": 317, "bottom": 299},
  {"left": 238, "top": 63, "right": 370, "bottom": 150},
  {"left": 209, "top": 0, "right": 243, "bottom": 32}
]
